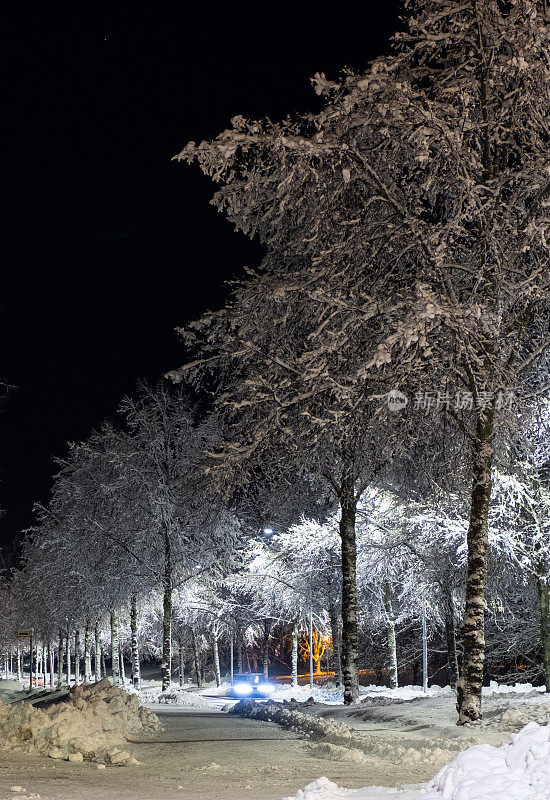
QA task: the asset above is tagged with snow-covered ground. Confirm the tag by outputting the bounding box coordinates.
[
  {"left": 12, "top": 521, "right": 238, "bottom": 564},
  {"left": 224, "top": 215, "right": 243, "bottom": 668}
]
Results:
[
  {"left": 283, "top": 722, "right": 550, "bottom": 800},
  {"left": 135, "top": 683, "right": 218, "bottom": 709},
  {"left": 1, "top": 677, "right": 549, "bottom": 799},
  {"left": 198, "top": 677, "right": 547, "bottom": 704},
  {"left": 229, "top": 681, "right": 550, "bottom": 800}
]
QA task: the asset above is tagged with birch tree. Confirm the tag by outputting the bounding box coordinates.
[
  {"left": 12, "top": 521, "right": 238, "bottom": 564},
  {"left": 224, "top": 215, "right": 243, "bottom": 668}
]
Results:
[{"left": 115, "top": 382, "right": 240, "bottom": 690}]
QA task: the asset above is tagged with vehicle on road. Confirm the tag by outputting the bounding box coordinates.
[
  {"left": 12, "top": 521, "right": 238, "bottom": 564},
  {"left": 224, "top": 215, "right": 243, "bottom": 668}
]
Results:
[{"left": 230, "top": 672, "right": 275, "bottom": 698}]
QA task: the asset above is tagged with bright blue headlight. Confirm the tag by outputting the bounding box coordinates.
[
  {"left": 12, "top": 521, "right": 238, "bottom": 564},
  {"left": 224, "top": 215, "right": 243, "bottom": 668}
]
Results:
[
  {"left": 258, "top": 683, "right": 275, "bottom": 694},
  {"left": 234, "top": 682, "right": 252, "bottom": 695}
]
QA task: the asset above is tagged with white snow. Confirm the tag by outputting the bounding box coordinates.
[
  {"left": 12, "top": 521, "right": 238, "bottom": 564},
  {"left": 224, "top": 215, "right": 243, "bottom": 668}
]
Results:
[
  {"left": 482, "top": 680, "right": 546, "bottom": 696},
  {"left": 284, "top": 778, "right": 421, "bottom": 800},
  {"left": 0, "top": 678, "right": 160, "bottom": 765},
  {"left": 136, "top": 685, "right": 217, "bottom": 709},
  {"left": 199, "top": 679, "right": 546, "bottom": 705},
  {"left": 283, "top": 722, "right": 550, "bottom": 800}
]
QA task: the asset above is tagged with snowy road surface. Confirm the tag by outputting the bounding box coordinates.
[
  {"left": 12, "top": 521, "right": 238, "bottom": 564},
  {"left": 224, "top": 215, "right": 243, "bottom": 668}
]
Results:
[
  {"left": 0, "top": 705, "right": 420, "bottom": 800},
  {"left": 1, "top": 681, "right": 549, "bottom": 800}
]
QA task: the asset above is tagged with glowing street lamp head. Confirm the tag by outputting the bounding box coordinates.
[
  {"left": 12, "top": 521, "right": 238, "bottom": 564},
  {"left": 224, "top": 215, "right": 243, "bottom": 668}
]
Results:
[{"left": 263, "top": 527, "right": 273, "bottom": 535}]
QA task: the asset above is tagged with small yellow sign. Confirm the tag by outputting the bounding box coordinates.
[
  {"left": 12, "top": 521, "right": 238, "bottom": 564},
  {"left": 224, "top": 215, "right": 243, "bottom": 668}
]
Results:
[{"left": 17, "top": 630, "right": 32, "bottom": 638}]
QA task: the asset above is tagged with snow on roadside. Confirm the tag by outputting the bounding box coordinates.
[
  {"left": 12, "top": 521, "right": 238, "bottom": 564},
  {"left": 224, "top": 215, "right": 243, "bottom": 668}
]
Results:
[
  {"left": 493, "top": 699, "right": 550, "bottom": 730},
  {"left": 0, "top": 678, "right": 160, "bottom": 766},
  {"left": 482, "top": 680, "right": 546, "bottom": 696},
  {"left": 231, "top": 700, "right": 458, "bottom": 766},
  {"left": 284, "top": 778, "right": 421, "bottom": 800},
  {"left": 136, "top": 685, "right": 217, "bottom": 709},
  {"left": 270, "top": 683, "right": 450, "bottom": 704},
  {"left": 198, "top": 678, "right": 546, "bottom": 705},
  {"left": 283, "top": 721, "right": 550, "bottom": 800}
]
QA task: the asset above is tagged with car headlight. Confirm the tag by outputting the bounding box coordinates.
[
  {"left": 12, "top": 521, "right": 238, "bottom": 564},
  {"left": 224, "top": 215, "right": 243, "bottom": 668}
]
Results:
[
  {"left": 258, "top": 683, "right": 275, "bottom": 694},
  {"left": 234, "top": 682, "right": 253, "bottom": 695}
]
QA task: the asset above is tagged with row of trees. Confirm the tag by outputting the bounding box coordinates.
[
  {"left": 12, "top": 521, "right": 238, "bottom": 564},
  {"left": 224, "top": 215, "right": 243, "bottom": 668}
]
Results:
[
  {"left": 1, "top": 428, "right": 548, "bottom": 698},
  {"left": 0, "top": 1, "right": 548, "bottom": 726},
  {"left": 0, "top": 396, "right": 550, "bottom": 700},
  {"left": 1, "top": 383, "right": 241, "bottom": 691}
]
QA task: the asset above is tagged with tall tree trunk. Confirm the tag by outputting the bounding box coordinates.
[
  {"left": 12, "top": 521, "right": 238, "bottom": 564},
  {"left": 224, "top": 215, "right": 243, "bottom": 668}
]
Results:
[
  {"left": 383, "top": 580, "right": 398, "bottom": 689},
  {"left": 262, "top": 619, "right": 271, "bottom": 680},
  {"left": 94, "top": 622, "right": 102, "bottom": 681},
  {"left": 57, "top": 634, "right": 63, "bottom": 687},
  {"left": 178, "top": 636, "right": 185, "bottom": 686},
  {"left": 329, "top": 606, "right": 342, "bottom": 688},
  {"left": 130, "top": 595, "right": 141, "bottom": 689},
  {"left": 339, "top": 476, "right": 359, "bottom": 704},
  {"left": 74, "top": 630, "right": 80, "bottom": 685},
  {"left": 237, "top": 630, "right": 243, "bottom": 673},
  {"left": 110, "top": 610, "right": 120, "bottom": 685},
  {"left": 119, "top": 643, "right": 125, "bottom": 685},
  {"left": 161, "top": 536, "right": 173, "bottom": 692},
  {"left": 65, "top": 631, "right": 71, "bottom": 686},
  {"left": 94, "top": 621, "right": 101, "bottom": 682},
  {"left": 444, "top": 592, "right": 459, "bottom": 690},
  {"left": 422, "top": 603, "right": 429, "bottom": 693},
  {"left": 457, "top": 409, "right": 494, "bottom": 724},
  {"left": 212, "top": 629, "right": 221, "bottom": 687},
  {"left": 29, "top": 631, "right": 33, "bottom": 689},
  {"left": 191, "top": 628, "right": 202, "bottom": 688},
  {"left": 84, "top": 623, "right": 92, "bottom": 683},
  {"left": 537, "top": 575, "right": 550, "bottom": 693},
  {"left": 291, "top": 623, "right": 299, "bottom": 689},
  {"left": 42, "top": 645, "right": 47, "bottom": 688},
  {"left": 17, "top": 644, "right": 22, "bottom": 681},
  {"left": 49, "top": 642, "right": 54, "bottom": 688},
  {"left": 34, "top": 641, "right": 39, "bottom": 688}
]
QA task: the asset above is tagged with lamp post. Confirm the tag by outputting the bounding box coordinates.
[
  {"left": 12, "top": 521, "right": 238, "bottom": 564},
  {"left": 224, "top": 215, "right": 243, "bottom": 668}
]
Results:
[
  {"left": 309, "top": 597, "right": 314, "bottom": 691},
  {"left": 422, "top": 603, "right": 428, "bottom": 694}
]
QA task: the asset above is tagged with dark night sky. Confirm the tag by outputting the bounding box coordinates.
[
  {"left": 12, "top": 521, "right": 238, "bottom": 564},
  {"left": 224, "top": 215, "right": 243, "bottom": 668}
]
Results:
[{"left": 2, "top": 3, "right": 400, "bottom": 556}]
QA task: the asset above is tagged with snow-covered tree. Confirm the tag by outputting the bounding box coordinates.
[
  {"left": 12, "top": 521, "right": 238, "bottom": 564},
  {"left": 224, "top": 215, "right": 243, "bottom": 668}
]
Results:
[{"left": 171, "top": 0, "right": 549, "bottom": 719}]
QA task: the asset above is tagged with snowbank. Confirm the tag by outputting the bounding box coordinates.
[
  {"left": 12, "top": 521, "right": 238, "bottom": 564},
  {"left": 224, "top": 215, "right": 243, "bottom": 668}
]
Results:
[
  {"left": 196, "top": 678, "right": 546, "bottom": 706},
  {"left": 482, "top": 680, "right": 546, "bottom": 696},
  {"left": 0, "top": 678, "right": 160, "bottom": 765},
  {"left": 494, "top": 700, "right": 550, "bottom": 730},
  {"left": 284, "top": 778, "right": 420, "bottom": 799},
  {"left": 269, "top": 680, "right": 545, "bottom": 704},
  {"left": 137, "top": 686, "right": 216, "bottom": 709},
  {"left": 264, "top": 682, "right": 450, "bottom": 705},
  {"left": 283, "top": 722, "right": 550, "bottom": 800},
  {"left": 231, "top": 700, "right": 456, "bottom": 766}
]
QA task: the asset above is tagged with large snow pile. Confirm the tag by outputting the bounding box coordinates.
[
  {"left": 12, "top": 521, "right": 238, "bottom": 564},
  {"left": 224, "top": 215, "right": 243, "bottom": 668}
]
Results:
[
  {"left": 0, "top": 678, "right": 160, "bottom": 765},
  {"left": 137, "top": 686, "right": 216, "bottom": 708},
  {"left": 231, "top": 700, "right": 456, "bottom": 766},
  {"left": 232, "top": 699, "right": 359, "bottom": 748},
  {"left": 283, "top": 721, "right": 550, "bottom": 800}
]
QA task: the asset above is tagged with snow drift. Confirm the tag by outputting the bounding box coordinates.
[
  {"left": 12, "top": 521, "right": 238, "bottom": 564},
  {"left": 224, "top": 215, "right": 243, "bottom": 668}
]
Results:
[
  {"left": 137, "top": 685, "right": 216, "bottom": 708},
  {"left": 231, "top": 700, "right": 457, "bottom": 765},
  {"left": 283, "top": 721, "right": 550, "bottom": 800},
  {"left": 0, "top": 678, "right": 160, "bottom": 766}
]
